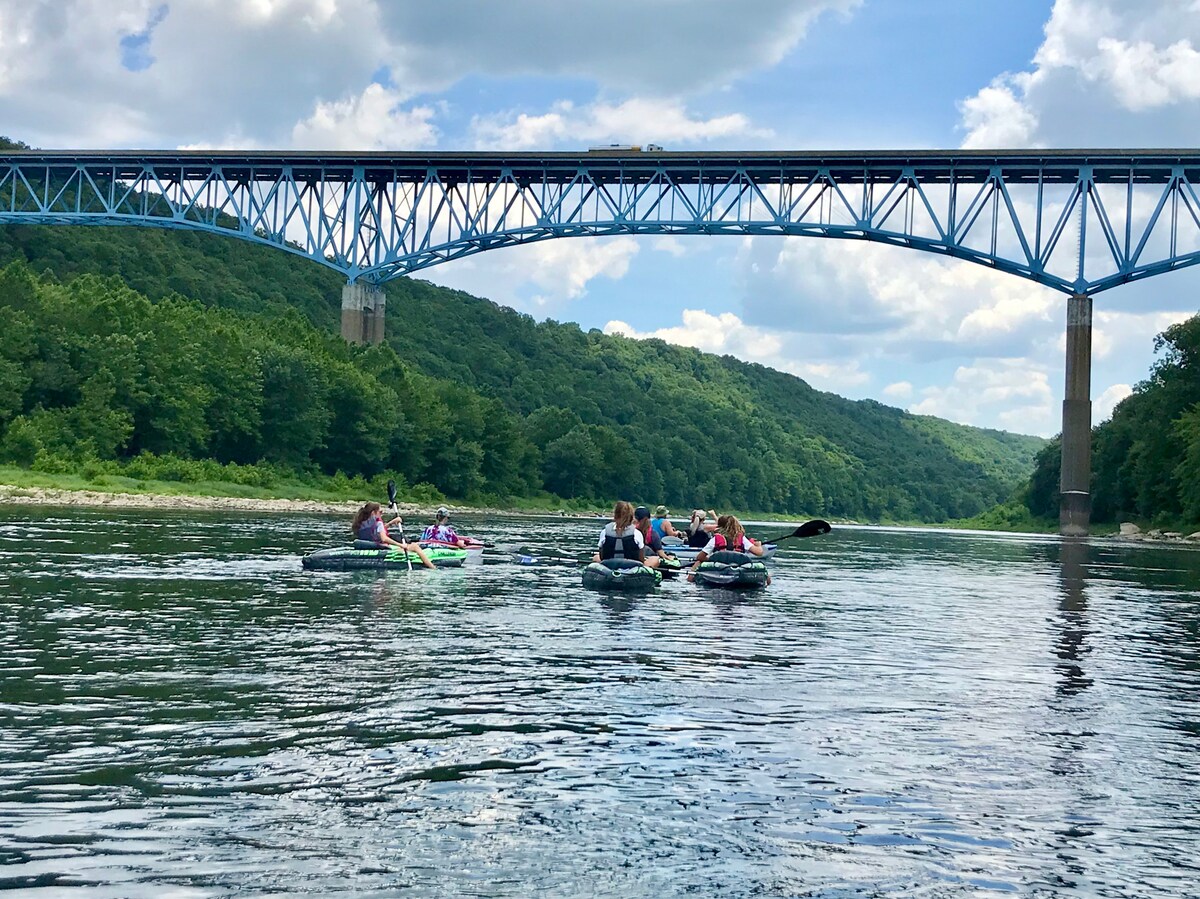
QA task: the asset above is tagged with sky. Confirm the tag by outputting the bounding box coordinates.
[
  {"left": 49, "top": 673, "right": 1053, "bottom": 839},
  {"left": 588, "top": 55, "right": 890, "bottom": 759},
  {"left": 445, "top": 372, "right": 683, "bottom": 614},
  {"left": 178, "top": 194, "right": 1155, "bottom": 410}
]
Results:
[{"left": 2, "top": 0, "right": 1199, "bottom": 436}]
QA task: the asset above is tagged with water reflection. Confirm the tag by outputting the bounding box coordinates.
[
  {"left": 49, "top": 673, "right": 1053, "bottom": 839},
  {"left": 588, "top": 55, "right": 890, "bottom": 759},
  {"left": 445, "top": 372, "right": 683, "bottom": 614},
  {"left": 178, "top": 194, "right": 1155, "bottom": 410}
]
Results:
[{"left": 1056, "top": 538, "right": 1092, "bottom": 698}]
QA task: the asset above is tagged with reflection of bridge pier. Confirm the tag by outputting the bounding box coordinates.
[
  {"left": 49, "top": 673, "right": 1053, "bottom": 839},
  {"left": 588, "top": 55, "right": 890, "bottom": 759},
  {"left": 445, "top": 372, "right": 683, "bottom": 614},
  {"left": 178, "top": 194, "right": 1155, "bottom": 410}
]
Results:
[
  {"left": 1055, "top": 538, "right": 1092, "bottom": 697},
  {"left": 340, "top": 282, "right": 386, "bottom": 345}
]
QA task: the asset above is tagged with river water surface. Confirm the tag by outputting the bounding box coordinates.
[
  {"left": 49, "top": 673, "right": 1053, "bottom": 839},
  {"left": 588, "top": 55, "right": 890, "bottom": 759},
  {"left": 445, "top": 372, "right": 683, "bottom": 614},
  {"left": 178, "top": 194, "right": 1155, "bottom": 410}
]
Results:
[{"left": 1, "top": 507, "right": 1198, "bottom": 897}]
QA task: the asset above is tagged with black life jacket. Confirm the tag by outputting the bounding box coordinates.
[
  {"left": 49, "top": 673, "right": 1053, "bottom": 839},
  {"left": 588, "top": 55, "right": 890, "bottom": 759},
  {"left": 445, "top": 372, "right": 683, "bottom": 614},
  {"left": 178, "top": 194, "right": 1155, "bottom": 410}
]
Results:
[
  {"left": 687, "top": 524, "right": 709, "bottom": 548},
  {"left": 601, "top": 524, "right": 641, "bottom": 561}
]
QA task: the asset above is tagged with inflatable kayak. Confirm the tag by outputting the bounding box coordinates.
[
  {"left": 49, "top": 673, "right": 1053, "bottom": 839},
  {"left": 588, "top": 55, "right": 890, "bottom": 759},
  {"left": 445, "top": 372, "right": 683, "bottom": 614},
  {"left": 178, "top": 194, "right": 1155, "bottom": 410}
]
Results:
[
  {"left": 661, "top": 539, "right": 777, "bottom": 564},
  {"left": 302, "top": 543, "right": 468, "bottom": 571},
  {"left": 581, "top": 558, "right": 662, "bottom": 592},
  {"left": 691, "top": 550, "right": 770, "bottom": 589},
  {"left": 420, "top": 540, "right": 485, "bottom": 564}
]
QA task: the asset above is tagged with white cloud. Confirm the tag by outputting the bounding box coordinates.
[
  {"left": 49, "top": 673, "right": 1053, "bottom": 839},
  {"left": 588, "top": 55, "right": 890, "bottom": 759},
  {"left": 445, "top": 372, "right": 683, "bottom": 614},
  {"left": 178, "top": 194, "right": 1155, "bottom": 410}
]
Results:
[
  {"left": 1093, "top": 37, "right": 1200, "bottom": 110},
  {"left": 737, "top": 237, "right": 1060, "bottom": 357},
  {"left": 423, "top": 237, "right": 640, "bottom": 312},
  {"left": 291, "top": 84, "right": 439, "bottom": 150},
  {"left": 910, "top": 360, "right": 1056, "bottom": 436},
  {"left": 0, "top": 0, "right": 852, "bottom": 149},
  {"left": 604, "top": 308, "right": 870, "bottom": 392},
  {"left": 652, "top": 236, "right": 690, "bottom": 258},
  {"left": 883, "top": 381, "right": 913, "bottom": 399},
  {"left": 958, "top": 76, "right": 1039, "bottom": 149},
  {"left": 469, "top": 98, "right": 765, "bottom": 150},
  {"left": 1095, "top": 382, "right": 1133, "bottom": 422},
  {"left": 959, "top": 0, "right": 1200, "bottom": 147},
  {"left": 374, "top": 0, "right": 860, "bottom": 98},
  {"left": 1091, "top": 309, "right": 1192, "bottom": 360}
]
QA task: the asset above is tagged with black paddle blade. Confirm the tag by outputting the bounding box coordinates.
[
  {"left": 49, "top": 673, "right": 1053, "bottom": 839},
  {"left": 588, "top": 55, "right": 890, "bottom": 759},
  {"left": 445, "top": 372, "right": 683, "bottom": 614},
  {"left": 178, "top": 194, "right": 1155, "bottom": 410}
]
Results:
[
  {"left": 762, "top": 519, "right": 833, "bottom": 542},
  {"left": 386, "top": 479, "right": 397, "bottom": 507},
  {"left": 794, "top": 519, "right": 832, "bottom": 538}
]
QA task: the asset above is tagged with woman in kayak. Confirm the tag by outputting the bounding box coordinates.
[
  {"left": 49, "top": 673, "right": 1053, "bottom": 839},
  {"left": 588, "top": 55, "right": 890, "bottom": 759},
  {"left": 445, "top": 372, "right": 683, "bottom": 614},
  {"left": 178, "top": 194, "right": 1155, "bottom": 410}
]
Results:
[
  {"left": 421, "top": 506, "right": 472, "bottom": 548},
  {"left": 649, "top": 505, "right": 681, "bottom": 540},
  {"left": 685, "top": 509, "right": 718, "bottom": 548},
  {"left": 351, "top": 502, "right": 435, "bottom": 569},
  {"left": 634, "top": 506, "right": 664, "bottom": 569},
  {"left": 592, "top": 500, "right": 645, "bottom": 563},
  {"left": 686, "top": 514, "right": 769, "bottom": 583}
]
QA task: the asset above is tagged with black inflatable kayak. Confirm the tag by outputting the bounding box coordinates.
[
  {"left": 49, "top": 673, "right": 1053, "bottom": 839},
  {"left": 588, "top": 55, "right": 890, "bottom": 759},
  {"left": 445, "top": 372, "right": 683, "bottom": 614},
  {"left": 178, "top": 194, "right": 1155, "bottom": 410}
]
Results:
[
  {"left": 692, "top": 550, "right": 770, "bottom": 589},
  {"left": 581, "top": 558, "right": 662, "bottom": 592}
]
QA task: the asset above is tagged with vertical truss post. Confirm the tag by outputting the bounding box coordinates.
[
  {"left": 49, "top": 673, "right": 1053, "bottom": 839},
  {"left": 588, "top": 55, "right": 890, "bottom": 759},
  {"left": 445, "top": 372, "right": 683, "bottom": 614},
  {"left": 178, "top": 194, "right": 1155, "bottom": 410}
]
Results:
[{"left": 1060, "top": 293, "right": 1092, "bottom": 536}]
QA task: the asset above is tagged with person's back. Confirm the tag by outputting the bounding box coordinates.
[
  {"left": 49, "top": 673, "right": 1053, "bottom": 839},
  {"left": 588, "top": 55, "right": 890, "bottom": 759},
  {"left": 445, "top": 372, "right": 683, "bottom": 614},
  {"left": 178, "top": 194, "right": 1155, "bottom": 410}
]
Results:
[
  {"left": 421, "top": 507, "right": 460, "bottom": 544},
  {"left": 596, "top": 501, "right": 644, "bottom": 562},
  {"left": 422, "top": 522, "right": 458, "bottom": 543},
  {"left": 600, "top": 521, "right": 643, "bottom": 560}
]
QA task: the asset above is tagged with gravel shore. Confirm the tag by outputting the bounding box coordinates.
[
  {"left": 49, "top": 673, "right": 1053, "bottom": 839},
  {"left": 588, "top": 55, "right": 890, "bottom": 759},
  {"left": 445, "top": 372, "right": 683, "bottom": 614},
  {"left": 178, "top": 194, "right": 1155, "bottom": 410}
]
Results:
[
  {"left": 0, "top": 485, "right": 437, "bottom": 517},
  {"left": 0, "top": 484, "right": 586, "bottom": 520}
]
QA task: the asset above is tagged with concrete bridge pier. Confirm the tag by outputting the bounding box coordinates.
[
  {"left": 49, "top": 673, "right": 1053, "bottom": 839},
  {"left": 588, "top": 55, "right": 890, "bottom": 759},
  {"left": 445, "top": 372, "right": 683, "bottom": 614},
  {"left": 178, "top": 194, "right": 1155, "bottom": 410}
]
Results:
[
  {"left": 1060, "top": 293, "right": 1093, "bottom": 536},
  {"left": 340, "top": 282, "right": 386, "bottom": 345}
]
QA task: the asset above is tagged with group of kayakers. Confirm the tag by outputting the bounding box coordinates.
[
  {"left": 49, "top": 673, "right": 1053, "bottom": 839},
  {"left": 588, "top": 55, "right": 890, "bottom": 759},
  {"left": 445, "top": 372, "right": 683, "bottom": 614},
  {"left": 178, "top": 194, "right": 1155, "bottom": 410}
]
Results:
[
  {"left": 592, "top": 501, "right": 767, "bottom": 580},
  {"left": 350, "top": 499, "right": 767, "bottom": 581}
]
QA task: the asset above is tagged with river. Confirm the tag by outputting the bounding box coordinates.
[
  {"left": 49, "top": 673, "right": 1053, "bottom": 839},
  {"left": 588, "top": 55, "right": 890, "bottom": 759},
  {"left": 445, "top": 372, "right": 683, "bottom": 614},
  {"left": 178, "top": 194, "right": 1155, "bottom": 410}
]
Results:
[{"left": 1, "top": 507, "right": 1198, "bottom": 897}]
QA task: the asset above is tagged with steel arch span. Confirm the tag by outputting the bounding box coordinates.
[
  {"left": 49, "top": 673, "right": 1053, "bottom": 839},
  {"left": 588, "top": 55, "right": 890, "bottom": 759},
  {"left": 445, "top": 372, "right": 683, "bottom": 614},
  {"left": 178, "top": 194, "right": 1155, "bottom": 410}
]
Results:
[{"left": 4, "top": 148, "right": 1200, "bottom": 294}]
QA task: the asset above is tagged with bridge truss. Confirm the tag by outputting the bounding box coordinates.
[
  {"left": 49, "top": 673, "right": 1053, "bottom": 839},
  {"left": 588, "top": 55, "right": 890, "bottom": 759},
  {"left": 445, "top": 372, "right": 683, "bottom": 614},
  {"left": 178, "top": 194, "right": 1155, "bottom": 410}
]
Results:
[{"left": 2, "top": 149, "right": 1200, "bottom": 294}]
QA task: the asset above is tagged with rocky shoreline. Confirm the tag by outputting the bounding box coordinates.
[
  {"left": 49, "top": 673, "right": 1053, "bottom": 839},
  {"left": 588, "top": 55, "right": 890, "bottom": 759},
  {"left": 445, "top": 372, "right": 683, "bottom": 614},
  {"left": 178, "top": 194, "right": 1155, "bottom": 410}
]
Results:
[
  {"left": 0, "top": 484, "right": 581, "bottom": 520},
  {"left": 1117, "top": 522, "right": 1200, "bottom": 543}
]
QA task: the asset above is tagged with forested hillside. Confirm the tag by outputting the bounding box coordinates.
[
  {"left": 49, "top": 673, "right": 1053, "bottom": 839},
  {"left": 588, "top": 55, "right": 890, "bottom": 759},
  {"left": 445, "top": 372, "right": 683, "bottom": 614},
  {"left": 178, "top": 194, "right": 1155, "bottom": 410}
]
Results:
[
  {"left": 0, "top": 220, "right": 1045, "bottom": 521},
  {"left": 1025, "top": 315, "right": 1200, "bottom": 525}
]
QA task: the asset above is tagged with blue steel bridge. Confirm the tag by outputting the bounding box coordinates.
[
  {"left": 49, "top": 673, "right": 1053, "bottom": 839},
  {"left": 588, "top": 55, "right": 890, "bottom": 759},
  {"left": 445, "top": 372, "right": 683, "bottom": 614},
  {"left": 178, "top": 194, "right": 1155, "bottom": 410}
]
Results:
[{"left": 4, "top": 146, "right": 1200, "bottom": 535}]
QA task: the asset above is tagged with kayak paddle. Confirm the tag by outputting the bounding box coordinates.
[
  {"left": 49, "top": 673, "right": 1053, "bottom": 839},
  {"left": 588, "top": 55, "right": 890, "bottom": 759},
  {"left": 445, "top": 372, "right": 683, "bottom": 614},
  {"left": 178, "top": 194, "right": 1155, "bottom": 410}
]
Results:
[
  {"left": 386, "top": 479, "right": 412, "bottom": 572},
  {"left": 760, "top": 519, "right": 832, "bottom": 543}
]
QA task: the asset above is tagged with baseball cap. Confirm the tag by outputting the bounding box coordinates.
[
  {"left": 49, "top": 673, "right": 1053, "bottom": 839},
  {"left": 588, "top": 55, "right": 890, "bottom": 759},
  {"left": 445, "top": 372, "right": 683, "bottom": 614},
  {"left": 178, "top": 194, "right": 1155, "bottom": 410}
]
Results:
[
  {"left": 436, "top": 506, "right": 450, "bottom": 519},
  {"left": 634, "top": 506, "right": 650, "bottom": 520}
]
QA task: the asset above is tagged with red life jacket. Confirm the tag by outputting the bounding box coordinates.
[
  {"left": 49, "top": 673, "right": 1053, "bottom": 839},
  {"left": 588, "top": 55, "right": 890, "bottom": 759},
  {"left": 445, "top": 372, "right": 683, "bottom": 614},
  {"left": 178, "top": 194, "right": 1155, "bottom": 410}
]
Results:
[{"left": 713, "top": 533, "right": 750, "bottom": 552}]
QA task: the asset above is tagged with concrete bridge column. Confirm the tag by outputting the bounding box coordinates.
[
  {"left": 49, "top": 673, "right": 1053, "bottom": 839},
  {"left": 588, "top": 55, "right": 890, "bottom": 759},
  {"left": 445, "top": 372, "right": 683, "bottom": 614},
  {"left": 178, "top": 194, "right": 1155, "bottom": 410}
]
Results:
[
  {"left": 340, "top": 282, "right": 386, "bottom": 345},
  {"left": 1060, "top": 293, "right": 1092, "bottom": 536}
]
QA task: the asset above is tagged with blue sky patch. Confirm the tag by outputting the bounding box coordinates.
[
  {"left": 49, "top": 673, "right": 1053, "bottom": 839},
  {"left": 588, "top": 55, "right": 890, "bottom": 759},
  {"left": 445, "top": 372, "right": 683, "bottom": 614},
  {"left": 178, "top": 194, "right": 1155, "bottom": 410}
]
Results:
[{"left": 120, "top": 4, "right": 169, "bottom": 73}]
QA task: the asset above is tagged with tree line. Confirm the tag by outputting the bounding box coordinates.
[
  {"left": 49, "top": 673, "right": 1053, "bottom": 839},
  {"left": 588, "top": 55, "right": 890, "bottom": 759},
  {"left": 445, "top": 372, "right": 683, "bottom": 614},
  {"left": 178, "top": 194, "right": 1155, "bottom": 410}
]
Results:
[
  {"left": 0, "top": 217, "right": 1045, "bottom": 520},
  {"left": 1024, "top": 314, "right": 1200, "bottom": 526}
]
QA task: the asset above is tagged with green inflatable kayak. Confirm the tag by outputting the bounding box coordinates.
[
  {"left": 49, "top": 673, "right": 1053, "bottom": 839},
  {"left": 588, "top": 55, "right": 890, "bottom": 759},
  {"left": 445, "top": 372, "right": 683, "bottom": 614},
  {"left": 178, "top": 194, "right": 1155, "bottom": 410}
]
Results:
[
  {"left": 692, "top": 550, "right": 770, "bottom": 589},
  {"left": 581, "top": 558, "right": 662, "bottom": 592},
  {"left": 301, "top": 544, "right": 468, "bottom": 570}
]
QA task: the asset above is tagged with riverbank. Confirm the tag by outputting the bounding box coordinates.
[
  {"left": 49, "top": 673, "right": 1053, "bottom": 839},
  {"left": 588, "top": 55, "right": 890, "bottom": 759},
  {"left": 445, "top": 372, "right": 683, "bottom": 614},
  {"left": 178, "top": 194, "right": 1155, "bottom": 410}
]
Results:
[{"left": 0, "top": 483, "right": 591, "bottom": 520}]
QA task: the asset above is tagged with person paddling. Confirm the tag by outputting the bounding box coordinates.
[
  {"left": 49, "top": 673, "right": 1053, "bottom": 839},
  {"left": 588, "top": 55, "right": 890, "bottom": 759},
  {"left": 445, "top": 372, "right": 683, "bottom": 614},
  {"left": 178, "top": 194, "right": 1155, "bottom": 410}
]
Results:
[
  {"left": 592, "top": 500, "right": 645, "bottom": 563},
  {"left": 634, "top": 505, "right": 664, "bottom": 569},
  {"left": 421, "top": 506, "right": 471, "bottom": 549},
  {"left": 687, "top": 514, "right": 769, "bottom": 583},
  {"left": 649, "top": 505, "right": 680, "bottom": 540},
  {"left": 351, "top": 502, "right": 435, "bottom": 569}
]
